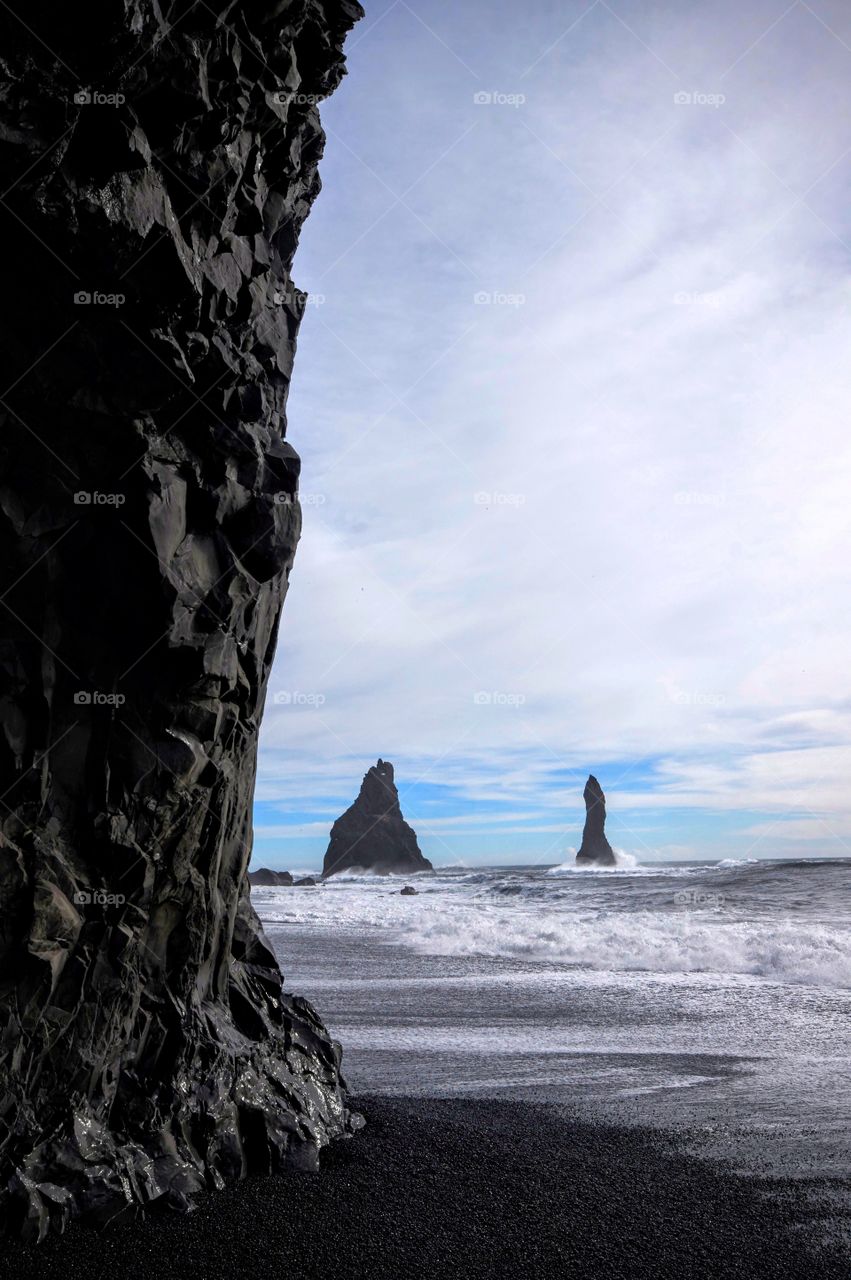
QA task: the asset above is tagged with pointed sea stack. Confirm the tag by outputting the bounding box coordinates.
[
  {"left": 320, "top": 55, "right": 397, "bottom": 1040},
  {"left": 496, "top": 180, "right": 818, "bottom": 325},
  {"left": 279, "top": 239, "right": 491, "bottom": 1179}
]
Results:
[
  {"left": 323, "top": 760, "right": 433, "bottom": 877},
  {"left": 575, "top": 775, "right": 617, "bottom": 866}
]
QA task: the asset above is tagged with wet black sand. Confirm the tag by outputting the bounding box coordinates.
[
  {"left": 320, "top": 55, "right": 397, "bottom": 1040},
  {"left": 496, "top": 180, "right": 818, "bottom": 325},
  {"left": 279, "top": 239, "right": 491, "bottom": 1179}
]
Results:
[{"left": 4, "top": 1096, "right": 848, "bottom": 1279}]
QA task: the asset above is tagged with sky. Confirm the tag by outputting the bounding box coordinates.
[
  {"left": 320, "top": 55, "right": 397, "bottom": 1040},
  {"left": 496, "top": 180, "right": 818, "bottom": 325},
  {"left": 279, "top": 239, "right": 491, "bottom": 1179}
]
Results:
[{"left": 251, "top": 0, "right": 851, "bottom": 869}]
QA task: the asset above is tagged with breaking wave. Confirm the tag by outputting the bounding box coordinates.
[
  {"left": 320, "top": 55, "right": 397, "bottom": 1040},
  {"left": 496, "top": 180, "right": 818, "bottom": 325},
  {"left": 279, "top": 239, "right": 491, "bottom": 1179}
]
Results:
[
  {"left": 392, "top": 906, "right": 850, "bottom": 988},
  {"left": 547, "top": 849, "right": 640, "bottom": 874},
  {"left": 257, "top": 859, "right": 851, "bottom": 990}
]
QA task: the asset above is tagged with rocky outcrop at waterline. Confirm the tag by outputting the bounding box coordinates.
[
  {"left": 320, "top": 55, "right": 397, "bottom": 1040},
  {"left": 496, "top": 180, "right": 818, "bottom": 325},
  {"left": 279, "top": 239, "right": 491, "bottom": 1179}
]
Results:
[
  {"left": 323, "top": 760, "right": 433, "bottom": 877},
  {"left": 249, "top": 869, "right": 295, "bottom": 887},
  {"left": 0, "top": 0, "right": 363, "bottom": 1241},
  {"left": 575, "top": 775, "right": 617, "bottom": 866}
]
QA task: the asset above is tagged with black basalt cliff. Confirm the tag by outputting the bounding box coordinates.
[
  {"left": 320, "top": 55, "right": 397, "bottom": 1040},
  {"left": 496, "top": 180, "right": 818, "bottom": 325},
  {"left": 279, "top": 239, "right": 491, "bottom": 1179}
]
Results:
[
  {"left": 0, "top": 0, "right": 363, "bottom": 1241},
  {"left": 323, "top": 760, "right": 433, "bottom": 877},
  {"left": 575, "top": 775, "right": 617, "bottom": 866}
]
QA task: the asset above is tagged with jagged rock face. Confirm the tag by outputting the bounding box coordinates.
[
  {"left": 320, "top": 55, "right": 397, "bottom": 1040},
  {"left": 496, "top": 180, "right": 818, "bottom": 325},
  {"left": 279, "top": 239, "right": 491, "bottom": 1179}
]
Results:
[
  {"left": 248, "top": 868, "right": 294, "bottom": 887},
  {"left": 323, "top": 760, "right": 434, "bottom": 877},
  {"left": 575, "top": 775, "right": 617, "bottom": 866},
  {"left": 0, "top": 0, "right": 363, "bottom": 1241}
]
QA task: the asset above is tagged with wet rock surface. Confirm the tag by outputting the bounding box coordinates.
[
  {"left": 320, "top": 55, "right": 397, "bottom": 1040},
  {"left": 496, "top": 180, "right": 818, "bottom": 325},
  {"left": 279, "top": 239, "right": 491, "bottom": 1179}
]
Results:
[
  {"left": 575, "top": 774, "right": 617, "bottom": 865},
  {"left": 249, "top": 869, "right": 295, "bottom": 887},
  {"left": 0, "top": 0, "right": 363, "bottom": 1241},
  {"left": 323, "top": 760, "right": 433, "bottom": 877},
  {"left": 4, "top": 1096, "right": 847, "bottom": 1280}
]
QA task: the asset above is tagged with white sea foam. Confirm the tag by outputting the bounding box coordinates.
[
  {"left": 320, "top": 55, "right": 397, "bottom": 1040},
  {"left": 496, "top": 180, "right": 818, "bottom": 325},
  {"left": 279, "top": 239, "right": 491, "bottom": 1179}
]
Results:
[
  {"left": 257, "top": 861, "right": 851, "bottom": 1180},
  {"left": 258, "top": 876, "right": 851, "bottom": 989},
  {"left": 547, "top": 848, "right": 640, "bottom": 874},
  {"left": 392, "top": 907, "right": 851, "bottom": 988}
]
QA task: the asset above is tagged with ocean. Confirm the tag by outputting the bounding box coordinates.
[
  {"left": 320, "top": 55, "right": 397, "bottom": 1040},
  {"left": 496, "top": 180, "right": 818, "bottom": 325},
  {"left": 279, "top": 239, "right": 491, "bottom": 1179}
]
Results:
[{"left": 255, "top": 857, "right": 851, "bottom": 1185}]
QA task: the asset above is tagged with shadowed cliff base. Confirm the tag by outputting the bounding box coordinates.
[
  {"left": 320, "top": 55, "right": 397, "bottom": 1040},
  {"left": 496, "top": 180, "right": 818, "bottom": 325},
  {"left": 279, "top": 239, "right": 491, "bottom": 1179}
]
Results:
[
  {"left": 0, "top": 0, "right": 363, "bottom": 1241},
  {"left": 3, "top": 1097, "right": 847, "bottom": 1280}
]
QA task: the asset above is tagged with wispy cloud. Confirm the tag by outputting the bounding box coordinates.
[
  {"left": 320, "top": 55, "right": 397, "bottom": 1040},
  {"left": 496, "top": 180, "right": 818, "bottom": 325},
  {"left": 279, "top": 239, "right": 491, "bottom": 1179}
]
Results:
[{"left": 254, "top": 0, "right": 851, "bottom": 867}]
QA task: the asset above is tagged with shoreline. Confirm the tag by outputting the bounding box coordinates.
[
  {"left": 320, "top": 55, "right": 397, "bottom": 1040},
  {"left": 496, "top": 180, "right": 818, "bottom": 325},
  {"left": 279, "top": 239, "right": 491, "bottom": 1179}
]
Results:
[{"left": 5, "top": 1095, "right": 848, "bottom": 1279}]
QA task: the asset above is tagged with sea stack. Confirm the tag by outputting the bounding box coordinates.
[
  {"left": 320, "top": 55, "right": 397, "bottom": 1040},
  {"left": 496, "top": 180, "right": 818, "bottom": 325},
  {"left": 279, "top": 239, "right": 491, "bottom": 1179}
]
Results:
[
  {"left": 575, "top": 775, "right": 617, "bottom": 866},
  {"left": 248, "top": 869, "right": 295, "bottom": 888},
  {"left": 323, "top": 760, "right": 433, "bottom": 877}
]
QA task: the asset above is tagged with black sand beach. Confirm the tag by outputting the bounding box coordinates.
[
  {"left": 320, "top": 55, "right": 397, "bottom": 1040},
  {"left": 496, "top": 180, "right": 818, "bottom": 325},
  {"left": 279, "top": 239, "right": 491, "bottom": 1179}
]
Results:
[{"left": 5, "top": 1096, "right": 848, "bottom": 1280}]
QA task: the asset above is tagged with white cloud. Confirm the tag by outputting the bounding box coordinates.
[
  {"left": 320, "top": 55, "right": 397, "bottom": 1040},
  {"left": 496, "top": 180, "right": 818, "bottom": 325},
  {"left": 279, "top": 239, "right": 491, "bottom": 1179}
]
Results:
[{"left": 256, "top": 0, "right": 851, "bottom": 861}]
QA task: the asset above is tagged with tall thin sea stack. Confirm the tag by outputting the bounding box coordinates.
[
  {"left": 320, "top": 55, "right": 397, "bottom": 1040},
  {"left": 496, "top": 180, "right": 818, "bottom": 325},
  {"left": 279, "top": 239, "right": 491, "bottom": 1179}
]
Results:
[
  {"left": 575, "top": 774, "right": 617, "bottom": 866},
  {"left": 0, "top": 0, "right": 363, "bottom": 1240}
]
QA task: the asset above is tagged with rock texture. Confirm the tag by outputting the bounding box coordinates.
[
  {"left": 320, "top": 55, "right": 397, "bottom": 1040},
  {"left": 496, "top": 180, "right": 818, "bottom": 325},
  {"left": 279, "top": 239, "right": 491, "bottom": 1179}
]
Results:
[
  {"left": 0, "top": 0, "right": 363, "bottom": 1241},
  {"left": 575, "top": 775, "right": 617, "bottom": 866},
  {"left": 248, "top": 869, "right": 294, "bottom": 888},
  {"left": 323, "top": 761, "right": 433, "bottom": 877}
]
